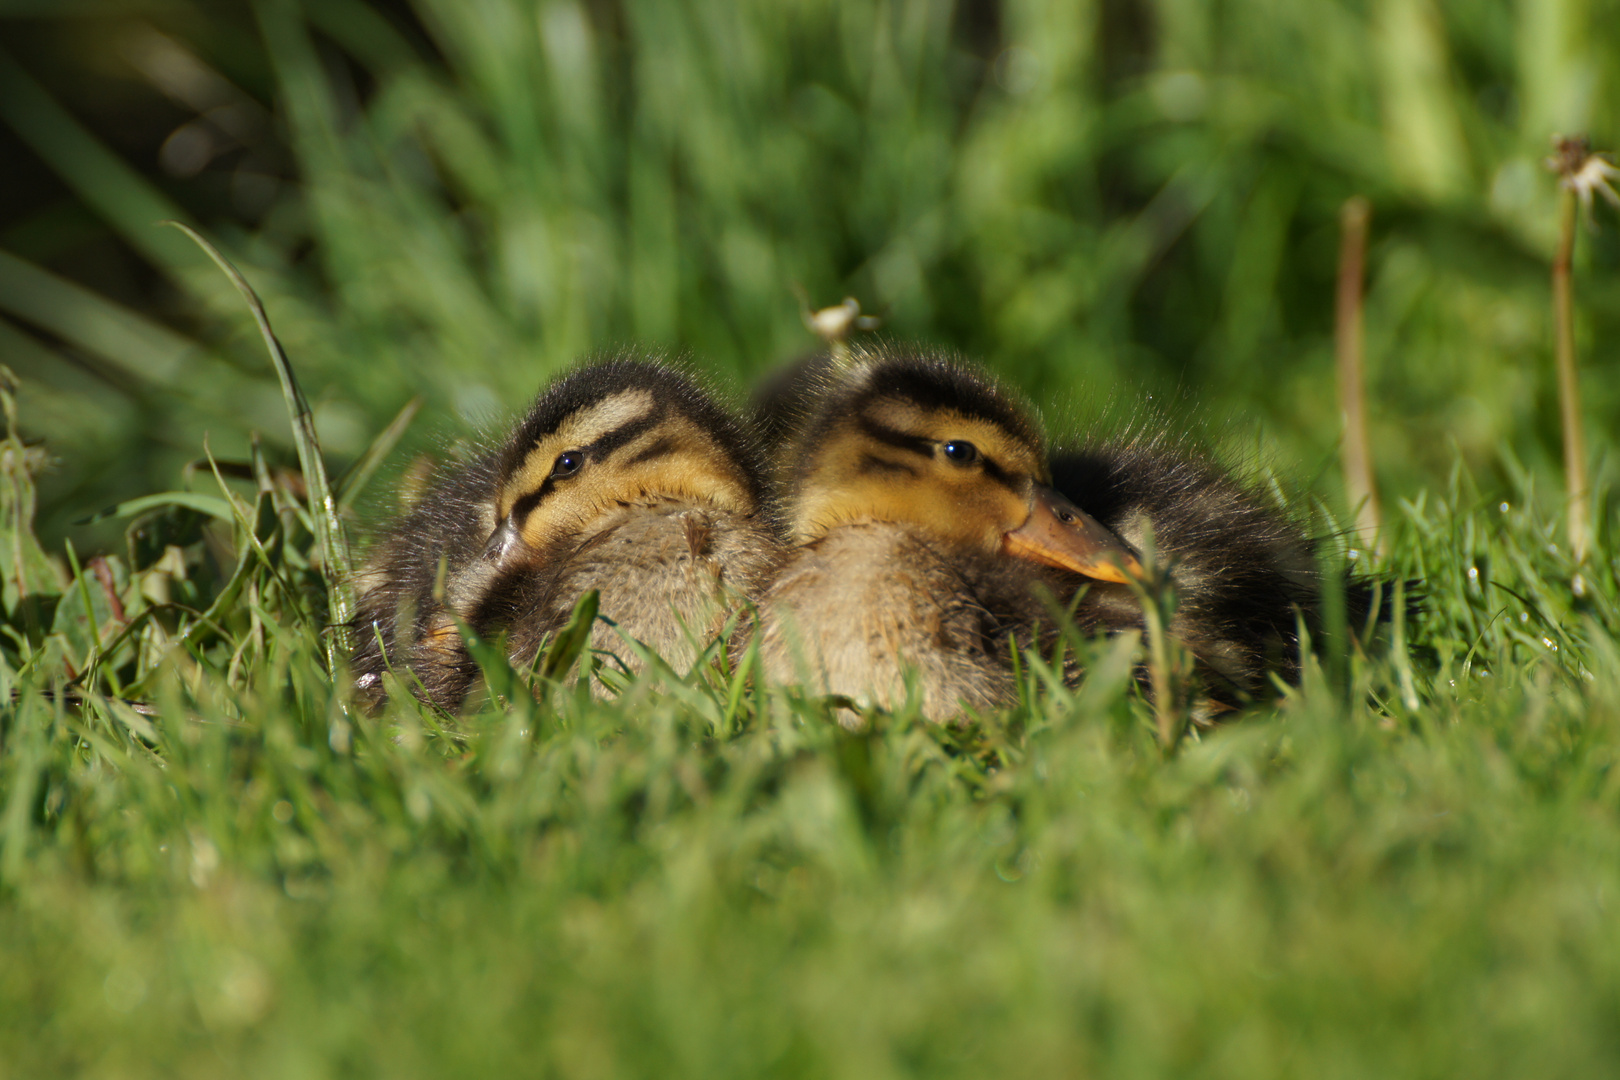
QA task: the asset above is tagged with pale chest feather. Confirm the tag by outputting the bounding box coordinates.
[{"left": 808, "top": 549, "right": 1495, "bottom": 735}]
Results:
[
  {"left": 507, "top": 503, "right": 780, "bottom": 675},
  {"left": 758, "top": 522, "right": 1015, "bottom": 720}
]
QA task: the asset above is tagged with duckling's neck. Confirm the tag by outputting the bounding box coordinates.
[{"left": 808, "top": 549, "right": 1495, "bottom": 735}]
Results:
[{"left": 759, "top": 521, "right": 1018, "bottom": 717}]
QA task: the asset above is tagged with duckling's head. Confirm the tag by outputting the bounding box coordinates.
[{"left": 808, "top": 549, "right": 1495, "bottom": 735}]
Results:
[
  {"left": 482, "top": 358, "right": 762, "bottom": 571},
  {"left": 784, "top": 348, "right": 1141, "bottom": 582}
]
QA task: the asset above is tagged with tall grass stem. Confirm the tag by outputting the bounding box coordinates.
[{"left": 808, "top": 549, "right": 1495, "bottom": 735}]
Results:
[
  {"left": 163, "top": 222, "right": 355, "bottom": 665},
  {"left": 1336, "top": 196, "right": 1383, "bottom": 558},
  {"left": 1551, "top": 186, "right": 1591, "bottom": 567}
]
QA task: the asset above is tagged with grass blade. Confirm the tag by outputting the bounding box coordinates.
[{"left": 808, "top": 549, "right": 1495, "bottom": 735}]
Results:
[
  {"left": 75, "top": 492, "right": 235, "bottom": 526},
  {"left": 538, "top": 590, "right": 600, "bottom": 683},
  {"left": 162, "top": 222, "right": 355, "bottom": 665}
]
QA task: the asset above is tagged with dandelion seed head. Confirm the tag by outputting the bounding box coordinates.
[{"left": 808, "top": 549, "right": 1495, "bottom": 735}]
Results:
[{"left": 1546, "top": 135, "right": 1620, "bottom": 219}]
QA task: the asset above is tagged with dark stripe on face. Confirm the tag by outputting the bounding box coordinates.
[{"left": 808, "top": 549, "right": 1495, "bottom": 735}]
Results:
[
  {"left": 856, "top": 415, "right": 934, "bottom": 457},
  {"left": 856, "top": 410, "right": 1023, "bottom": 493},
  {"left": 979, "top": 455, "right": 1021, "bottom": 493},
  {"left": 858, "top": 453, "right": 918, "bottom": 478},
  {"left": 861, "top": 357, "right": 1041, "bottom": 450},
  {"left": 624, "top": 435, "right": 676, "bottom": 467},
  {"left": 509, "top": 480, "right": 553, "bottom": 526},
  {"left": 587, "top": 405, "right": 664, "bottom": 457}
]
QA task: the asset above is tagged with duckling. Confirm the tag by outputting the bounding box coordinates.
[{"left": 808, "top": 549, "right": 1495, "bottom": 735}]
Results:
[
  {"left": 1048, "top": 432, "right": 1374, "bottom": 711},
  {"left": 351, "top": 358, "right": 781, "bottom": 711},
  {"left": 755, "top": 348, "right": 1141, "bottom": 720}
]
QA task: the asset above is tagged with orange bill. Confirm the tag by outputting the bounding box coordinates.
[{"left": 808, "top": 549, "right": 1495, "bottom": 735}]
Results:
[{"left": 1002, "top": 484, "right": 1143, "bottom": 584}]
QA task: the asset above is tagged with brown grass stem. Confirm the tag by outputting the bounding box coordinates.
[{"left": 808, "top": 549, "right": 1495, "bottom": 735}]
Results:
[
  {"left": 1551, "top": 184, "right": 1591, "bottom": 567},
  {"left": 1335, "top": 195, "right": 1382, "bottom": 558}
]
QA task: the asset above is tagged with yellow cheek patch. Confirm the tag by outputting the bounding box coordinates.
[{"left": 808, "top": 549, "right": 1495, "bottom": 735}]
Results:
[
  {"left": 791, "top": 447, "right": 1033, "bottom": 551},
  {"left": 497, "top": 389, "right": 658, "bottom": 519},
  {"left": 506, "top": 417, "right": 756, "bottom": 553},
  {"left": 630, "top": 453, "right": 755, "bottom": 518},
  {"left": 789, "top": 397, "right": 1049, "bottom": 547}
]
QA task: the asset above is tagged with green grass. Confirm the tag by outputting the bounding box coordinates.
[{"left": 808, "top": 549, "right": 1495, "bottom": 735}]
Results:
[
  {"left": 4, "top": 1, "right": 1620, "bottom": 1075},
  {"left": 5, "top": 364, "right": 1620, "bottom": 1075}
]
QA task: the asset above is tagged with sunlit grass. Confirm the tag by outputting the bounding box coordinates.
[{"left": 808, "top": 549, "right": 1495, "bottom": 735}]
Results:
[
  {"left": 5, "top": 358, "right": 1620, "bottom": 1074},
  {"left": 2, "top": 1, "right": 1620, "bottom": 1074}
]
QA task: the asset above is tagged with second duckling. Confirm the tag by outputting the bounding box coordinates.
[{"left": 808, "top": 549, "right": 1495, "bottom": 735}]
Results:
[{"left": 756, "top": 348, "right": 1139, "bottom": 720}]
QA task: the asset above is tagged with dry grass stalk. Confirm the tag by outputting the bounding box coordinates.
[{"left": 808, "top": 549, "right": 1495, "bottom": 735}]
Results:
[
  {"left": 1544, "top": 135, "right": 1619, "bottom": 568},
  {"left": 1551, "top": 183, "right": 1590, "bottom": 566},
  {"left": 1335, "top": 195, "right": 1383, "bottom": 558}
]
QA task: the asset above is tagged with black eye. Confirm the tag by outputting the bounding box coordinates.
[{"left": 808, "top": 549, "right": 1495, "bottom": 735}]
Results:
[
  {"left": 551, "top": 451, "right": 584, "bottom": 478},
  {"left": 942, "top": 440, "right": 979, "bottom": 465}
]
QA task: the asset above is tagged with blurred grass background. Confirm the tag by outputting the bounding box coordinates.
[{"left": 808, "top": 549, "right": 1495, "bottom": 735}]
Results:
[
  {"left": 7, "top": 4, "right": 1620, "bottom": 1075},
  {"left": 2, "top": 0, "right": 1617, "bottom": 545}
]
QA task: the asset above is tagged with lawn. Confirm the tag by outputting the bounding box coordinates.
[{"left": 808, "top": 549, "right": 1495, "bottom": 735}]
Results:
[{"left": 3, "top": 1, "right": 1620, "bottom": 1076}]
